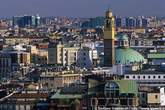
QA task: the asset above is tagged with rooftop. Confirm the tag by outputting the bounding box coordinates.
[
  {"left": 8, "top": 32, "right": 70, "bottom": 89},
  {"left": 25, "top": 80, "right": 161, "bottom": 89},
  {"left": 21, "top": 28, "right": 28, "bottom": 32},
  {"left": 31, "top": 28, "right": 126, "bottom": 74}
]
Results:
[
  {"left": 9, "top": 93, "right": 48, "bottom": 99},
  {"left": 51, "top": 90, "right": 82, "bottom": 99},
  {"left": 108, "top": 80, "right": 138, "bottom": 95},
  {"left": 126, "top": 70, "right": 165, "bottom": 74},
  {"left": 115, "top": 48, "right": 144, "bottom": 65},
  {"left": 148, "top": 53, "right": 165, "bottom": 59}
]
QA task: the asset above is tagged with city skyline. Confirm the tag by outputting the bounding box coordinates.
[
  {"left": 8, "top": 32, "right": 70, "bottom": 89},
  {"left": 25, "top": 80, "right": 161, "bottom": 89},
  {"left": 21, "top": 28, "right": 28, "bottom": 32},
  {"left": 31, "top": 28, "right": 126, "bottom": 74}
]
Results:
[
  {"left": 1, "top": 1, "right": 165, "bottom": 109},
  {"left": 0, "top": 0, "right": 165, "bottom": 18}
]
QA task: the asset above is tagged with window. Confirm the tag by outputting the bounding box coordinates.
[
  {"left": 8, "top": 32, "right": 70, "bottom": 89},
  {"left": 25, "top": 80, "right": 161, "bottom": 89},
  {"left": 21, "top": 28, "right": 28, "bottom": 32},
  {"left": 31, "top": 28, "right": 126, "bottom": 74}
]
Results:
[
  {"left": 153, "top": 76, "right": 156, "bottom": 79},
  {"left": 138, "top": 76, "right": 140, "bottom": 79},
  {"left": 133, "top": 76, "right": 135, "bottom": 79},
  {"left": 155, "top": 95, "right": 158, "bottom": 99},
  {"left": 158, "top": 76, "right": 161, "bottom": 79},
  {"left": 164, "top": 76, "right": 165, "bottom": 79},
  {"left": 126, "top": 76, "right": 129, "bottom": 79},
  {"left": 125, "top": 41, "right": 128, "bottom": 46},
  {"left": 105, "top": 82, "right": 119, "bottom": 98},
  {"left": 121, "top": 41, "right": 124, "bottom": 46},
  {"left": 143, "top": 76, "right": 145, "bottom": 79},
  {"left": 148, "top": 76, "right": 150, "bottom": 79}
]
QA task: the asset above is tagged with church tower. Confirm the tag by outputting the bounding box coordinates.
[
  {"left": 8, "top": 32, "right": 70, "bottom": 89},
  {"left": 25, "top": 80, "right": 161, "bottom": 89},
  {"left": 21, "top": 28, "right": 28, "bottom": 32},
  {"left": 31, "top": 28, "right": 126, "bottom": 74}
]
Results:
[{"left": 104, "top": 9, "right": 115, "bottom": 67}]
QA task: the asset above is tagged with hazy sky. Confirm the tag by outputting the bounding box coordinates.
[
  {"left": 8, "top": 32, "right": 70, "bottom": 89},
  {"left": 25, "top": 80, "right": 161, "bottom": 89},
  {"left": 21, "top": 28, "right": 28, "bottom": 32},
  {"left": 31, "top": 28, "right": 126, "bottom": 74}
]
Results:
[{"left": 0, "top": 0, "right": 164, "bottom": 18}]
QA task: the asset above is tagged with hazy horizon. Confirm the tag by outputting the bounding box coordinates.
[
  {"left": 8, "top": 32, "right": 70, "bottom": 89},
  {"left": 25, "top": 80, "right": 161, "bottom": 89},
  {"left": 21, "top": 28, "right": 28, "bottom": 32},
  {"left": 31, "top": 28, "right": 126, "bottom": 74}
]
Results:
[{"left": 0, "top": 0, "right": 165, "bottom": 18}]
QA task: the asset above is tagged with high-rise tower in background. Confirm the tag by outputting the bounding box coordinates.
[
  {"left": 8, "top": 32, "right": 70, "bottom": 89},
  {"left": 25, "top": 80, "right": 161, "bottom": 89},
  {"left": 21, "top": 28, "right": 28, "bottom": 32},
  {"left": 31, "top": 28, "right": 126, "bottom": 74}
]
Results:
[
  {"left": 104, "top": 9, "right": 115, "bottom": 67},
  {"left": 13, "top": 15, "right": 41, "bottom": 28}
]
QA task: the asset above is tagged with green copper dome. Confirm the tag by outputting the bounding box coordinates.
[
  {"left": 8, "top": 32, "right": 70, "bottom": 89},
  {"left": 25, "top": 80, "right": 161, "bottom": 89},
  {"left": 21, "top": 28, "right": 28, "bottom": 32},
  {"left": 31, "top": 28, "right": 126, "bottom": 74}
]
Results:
[
  {"left": 118, "top": 34, "right": 129, "bottom": 41},
  {"left": 115, "top": 48, "right": 144, "bottom": 65},
  {"left": 114, "top": 34, "right": 144, "bottom": 65}
]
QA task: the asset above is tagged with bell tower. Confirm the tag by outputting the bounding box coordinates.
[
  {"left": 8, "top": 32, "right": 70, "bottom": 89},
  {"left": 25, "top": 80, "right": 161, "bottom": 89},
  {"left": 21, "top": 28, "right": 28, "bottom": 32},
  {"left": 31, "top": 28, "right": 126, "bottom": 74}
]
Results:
[{"left": 104, "top": 9, "right": 115, "bottom": 67}]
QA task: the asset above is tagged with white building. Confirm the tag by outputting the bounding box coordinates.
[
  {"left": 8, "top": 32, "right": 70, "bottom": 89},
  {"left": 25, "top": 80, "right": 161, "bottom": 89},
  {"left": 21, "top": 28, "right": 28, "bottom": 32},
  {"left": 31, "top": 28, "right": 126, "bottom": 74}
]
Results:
[
  {"left": 62, "top": 46, "right": 79, "bottom": 66},
  {"left": 62, "top": 46, "right": 98, "bottom": 69},
  {"left": 77, "top": 47, "right": 98, "bottom": 69},
  {"left": 124, "top": 70, "right": 165, "bottom": 87},
  {"left": 160, "top": 87, "right": 165, "bottom": 106},
  {"left": 48, "top": 42, "right": 99, "bottom": 69}
]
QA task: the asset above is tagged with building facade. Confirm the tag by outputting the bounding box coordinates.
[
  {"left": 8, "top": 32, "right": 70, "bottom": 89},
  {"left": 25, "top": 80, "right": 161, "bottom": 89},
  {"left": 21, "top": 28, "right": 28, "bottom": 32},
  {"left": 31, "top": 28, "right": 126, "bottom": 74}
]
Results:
[{"left": 39, "top": 70, "right": 81, "bottom": 90}]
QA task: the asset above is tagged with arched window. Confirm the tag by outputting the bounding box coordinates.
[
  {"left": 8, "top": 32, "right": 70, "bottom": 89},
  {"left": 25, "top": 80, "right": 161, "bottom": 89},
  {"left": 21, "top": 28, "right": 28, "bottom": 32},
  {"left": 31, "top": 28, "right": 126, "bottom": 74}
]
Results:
[{"left": 104, "top": 82, "right": 119, "bottom": 97}]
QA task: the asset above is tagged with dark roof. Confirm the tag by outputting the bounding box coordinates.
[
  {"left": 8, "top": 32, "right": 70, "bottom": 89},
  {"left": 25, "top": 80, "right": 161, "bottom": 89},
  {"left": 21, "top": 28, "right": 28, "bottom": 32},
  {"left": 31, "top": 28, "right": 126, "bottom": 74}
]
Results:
[
  {"left": 5, "top": 36, "right": 48, "bottom": 39},
  {"left": 126, "top": 70, "right": 165, "bottom": 74},
  {"left": 9, "top": 93, "right": 48, "bottom": 99}
]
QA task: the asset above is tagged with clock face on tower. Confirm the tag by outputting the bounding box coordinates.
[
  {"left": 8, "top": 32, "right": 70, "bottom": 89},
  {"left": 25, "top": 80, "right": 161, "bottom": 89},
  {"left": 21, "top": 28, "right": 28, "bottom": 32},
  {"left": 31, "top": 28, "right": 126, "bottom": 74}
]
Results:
[{"left": 104, "top": 13, "right": 115, "bottom": 40}]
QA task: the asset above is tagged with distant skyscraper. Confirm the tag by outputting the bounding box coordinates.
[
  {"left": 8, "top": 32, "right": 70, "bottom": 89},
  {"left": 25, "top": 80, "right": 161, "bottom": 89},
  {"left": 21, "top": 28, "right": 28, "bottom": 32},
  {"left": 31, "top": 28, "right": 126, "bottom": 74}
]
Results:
[
  {"left": 142, "top": 17, "right": 148, "bottom": 28},
  {"left": 125, "top": 17, "right": 135, "bottom": 28},
  {"left": 13, "top": 15, "right": 40, "bottom": 28},
  {"left": 104, "top": 10, "right": 115, "bottom": 67},
  {"left": 13, "top": 16, "right": 23, "bottom": 28},
  {"left": 115, "top": 17, "right": 122, "bottom": 27},
  {"left": 136, "top": 17, "right": 143, "bottom": 28},
  {"left": 135, "top": 16, "right": 148, "bottom": 28},
  {"left": 81, "top": 17, "right": 105, "bottom": 28},
  {"left": 35, "top": 14, "right": 41, "bottom": 27}
]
